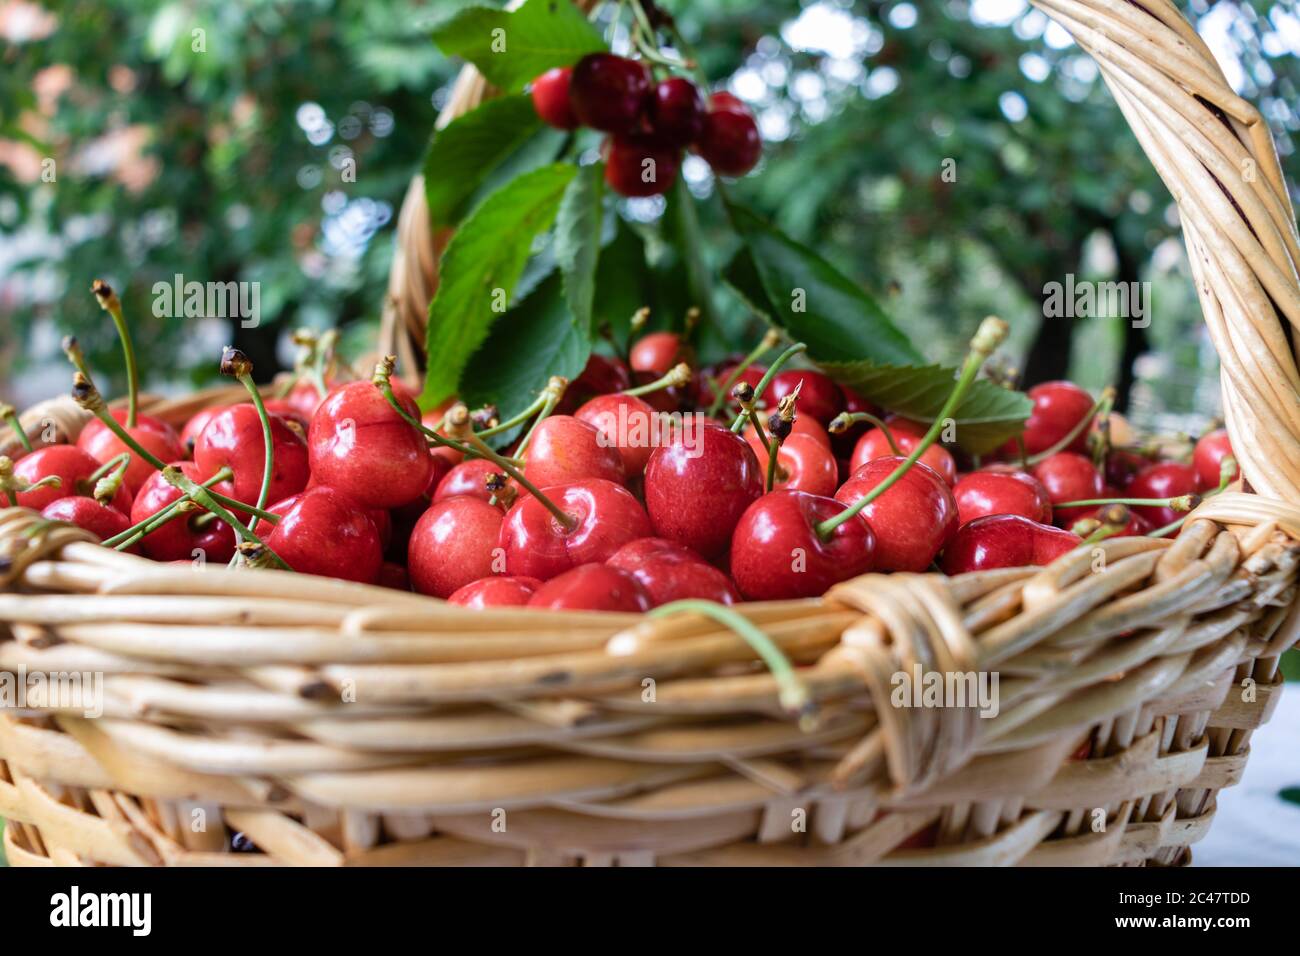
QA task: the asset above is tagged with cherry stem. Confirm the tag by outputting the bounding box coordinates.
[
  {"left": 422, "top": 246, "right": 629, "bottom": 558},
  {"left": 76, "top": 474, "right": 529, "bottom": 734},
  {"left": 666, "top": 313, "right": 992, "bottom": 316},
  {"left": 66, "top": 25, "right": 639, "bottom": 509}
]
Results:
[
  {"left": 764, "top": 434, "right": 780, "bottom": 494},
  {"left": 1144, "top": 455, "right": 1236, "bottom": 539},
  {"left": 729, "top": 342, "right": 807, "bottom": 432},
  {"left": 222, "top": 347, "right": 275, "bottom": 534},
  {"left": 71, "top": 372, "right": 167, "bottom": 475},
  {"left": 61, "top": 335, "right": 93, "bottom": 381},
  {"left": 1025, "top": 387, "right": 1115, "bottom": 466},
  {"left": 92, "top": 455, "right": 130, "bottom": 506},
  {"left": 88, "top": 452, "right": 131, "bottom": 484},
  {"left": 622, "top": 362, "right": 692, "bottom": 398},
  {"left": 512, "top": 376, "right": 568, "bottom": 460},
  {"left": 103, "top": 467, "right": 233, "bottom": 549},
  {"left": 91, "top": 280, "right": 139, "bottom": 429},
  {"left": 649, "top": 600, "right": 813, "bottom": 724},
  {"left": 815, "top": 317, "right": 1008, "bottom": 540},
  {"left": 828, "top": 411, "right": 901, "bottom": 456},
  {"left": 707, "top": 329, "right": 781, "bottom": 418},
  {"left": 373, "top": 363, "right": 577, "bottom": 532},
  {"left": 1055, "top": 494, "right": 1199, "bottom": 511},
  {"left": 0, "top": 404, "right": 33, "bottom": 454},
  {"left": 162, "top": 466, "right": 291, "bottom": 569}
]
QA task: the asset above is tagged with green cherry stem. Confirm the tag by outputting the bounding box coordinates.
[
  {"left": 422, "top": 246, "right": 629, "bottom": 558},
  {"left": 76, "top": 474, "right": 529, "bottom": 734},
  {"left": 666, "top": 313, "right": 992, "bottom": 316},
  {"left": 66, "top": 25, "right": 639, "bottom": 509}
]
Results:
[
  {"left": 0, "top": 403, "right": 33, "bottom": 454},
  {"left": 70, "top": 373, "right": 167, "bottom": 472},
  {"left": 815, "top": 317, "right": 1008, "bottom": 540},
  {"left": 478, "top": 376, "right": 568, "bottom": 441},
  {"left": 729, "top": 342, "right": 807, "bottom": 432},
  {"left": 103, "top": 467, "right": 233, "bottom": 549},
  {"left": 1144, "top": 455, "right": 1236, "bottom": 539},
  {"left": 61, "top": 335, "right": 93, "bottom": 380},
  {"left": 373, "top": 360, "right": 578, "bottom": 532},
  {"left": 764, "top": 434, "right": 781, "bottom": 494},
  {"left": 162, "top": 466, "right": 292, "bottom": 569},
  {"left": 648, "top": 600, "right": 812, "bottom": 725},
  {"left": 1025, "top": 386, "right": 1115, "bottom": 467},
  {"left": 88, "top": 452, "right": 131, "bottom": 485},
  {"left": 221, "top": 346, "right": 275, "bottom": 534},
  {"left": 513, "top": 376, "right": 569, "bottom": 460},
  {"left": 91, "top": 280, "right": 139, "bottom": 429},
  {"left": 0, "top": 455, "right": 62, "bottom": 506},
  {"left": 707, "top": 329, "right": 781, "bottom": 418},
  {"left": 828, "top": 411, "right": 902, "bottom": 456},
  {"left": 622, "top": 362, "right": 692, "bottom": 398},
  {"left": 1055, "top": 494, "right": 1199, "bottom": 511}
]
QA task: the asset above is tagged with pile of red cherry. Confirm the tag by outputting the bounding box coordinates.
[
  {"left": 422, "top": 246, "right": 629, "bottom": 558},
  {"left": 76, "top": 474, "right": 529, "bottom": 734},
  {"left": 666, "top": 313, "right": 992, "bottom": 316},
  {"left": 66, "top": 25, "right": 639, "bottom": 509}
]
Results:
[
  {"left": 531, "top": 53, "right": 761, "bottom": 196},
  {"left": 6, "top": 327, "right": 1238, "bottom": 614}
]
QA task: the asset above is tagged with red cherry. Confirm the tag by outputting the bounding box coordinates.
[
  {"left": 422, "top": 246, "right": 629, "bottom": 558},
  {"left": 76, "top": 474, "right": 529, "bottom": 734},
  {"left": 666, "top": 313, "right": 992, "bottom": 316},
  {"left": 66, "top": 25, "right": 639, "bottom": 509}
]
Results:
[
  {"left": 266, "top": 486, "right": 382, "bottom": 584},
  {"left": 607, "top": 537, "right": 740, "bottom": 606},
  {"left": 649, "top": 77, "right": 705, "bottom": 146},
  {"left": 527, "top": 563, "right": 651, "bottom": 612},
  {"left": 523, "top": 415, "right": 624, "bottom": 488},
  {"left": 193, "top": 405, "right": 309, "bottom": 508},
  {"left": 628, "top": 368, "right": 690, "bottom": 414},
  {"left": 181, "top": 405, "right": 228, "bottom": 455},
  {"left": 1031, "top": 451, "right": 1103, "bottom": 527},
  {"left": 308, "top": 381, "right": 432, "bottom": 509},
  {"left": 830, "top": 385, "right": 879, "bottom": 458},
  {"left": 1105, "top": 448, "right": 1152, "bottom": 490},
  {"left": 559, "top": 354, "right": 633, "bottom": 414},
  {"left": 448, "top": 575, "right": 543, "bottom": 609},
  {"left": 643, "top": 422, "right": 763, "bottom": 559},
  {"left": 40, "top": 496, "right": 131, "bottom": 543},
  {"left": 1013, "top": 380, "right": 1095, "bottom": 456},
  {"left": 530, "top": 66, "right": 579, "bottom": 130},
  {"left": 697, "top": 361, "right": 767, "bottom": 410},
  {"left": 850, "top": 418, "right": 956, "bottom": 485},
  {"left": 1192, "top": 428, "right": 1237, "bottom": 491},
  {"left": 766, "top": 370, "right": 843, "bottom": 426},
  {"left": 378, "top": 561, "right": 410, "bottom": 591},
  {"left": 1127, "top": 461, "right": 1198, "bottom": 528},
  {"left": 78, "top": 411, "right": 185, "bottom": 493},
  {"left": 575, "top": 393, "right": 660, "bottom": 476},
  {"left": 697, "top": 106, "right": 761, "bottom": 176},
  {"left": 129, "top": 461, "right": 237, "bottom": 562},
  {"left": 12, "top": 445, "right": 132, "bottom": 513},
  {"left": 952, "top": 468, "right": 1052, "bottom": 526},
  {"left": 708, "top": 91, "right": 748, "bottom": 114},
  {"left": 569, "top": 53, "right": 651, "bottom": 134},
  {"left": 408, "top": 496, "right": 504, "bottom": 598},
  {"left": 434, "top": 458, "right": 509, "bottom": 504},
  {"left": 729, "top": 489, "right": 875, "bottom": 600},
  {"left": 746, "top": 432, "right": 838, "bottom": 496},
  {"left": 284, "top": 379, "right": 336, "bottom": 419},
  {"left": 604, "top": 136, "right": 680, "bottom": 197},
  {"left": 499, "top": 478, "right": 651, "bottom": 580},
  {"left": 835, "top": 457, "right": 957, "bottom": 572},
  {"left": 260, "top": 399, "right": 310, "bottom": 433},
  {"left": 1066, "top": 504, "right": 1152, "bottom": 537},
  {"left": 942, "top": 514, "right": 1081, "bottom": 574}
]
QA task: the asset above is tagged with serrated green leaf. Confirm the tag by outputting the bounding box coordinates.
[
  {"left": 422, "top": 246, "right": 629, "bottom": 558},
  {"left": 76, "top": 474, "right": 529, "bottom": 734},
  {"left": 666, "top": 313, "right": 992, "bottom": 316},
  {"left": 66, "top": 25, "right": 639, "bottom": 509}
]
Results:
[
  {"left": 423, "top": 95, "right": 547, "bottom": 227},
  {"left": 431, "top": 0, "right": 605, "bottom": 93},
  {"left": 461, "top": 270, "right": 591, "bottom": 444},
  {"left": 594, "top": 217, "right": 650, "bottom": 353},
  {"left": 420, "top": 163, "right": 576, "bottom": 410},
  {"left": 555, "top": 162, "right": 602, "bottom": 337}
]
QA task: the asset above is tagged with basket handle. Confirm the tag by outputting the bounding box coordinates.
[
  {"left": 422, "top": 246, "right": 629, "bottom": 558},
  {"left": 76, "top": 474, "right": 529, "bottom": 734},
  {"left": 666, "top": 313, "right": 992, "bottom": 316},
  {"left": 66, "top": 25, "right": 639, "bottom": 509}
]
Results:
[{"left": 384, "top": 0, "right": 1300, "bottom": 502}]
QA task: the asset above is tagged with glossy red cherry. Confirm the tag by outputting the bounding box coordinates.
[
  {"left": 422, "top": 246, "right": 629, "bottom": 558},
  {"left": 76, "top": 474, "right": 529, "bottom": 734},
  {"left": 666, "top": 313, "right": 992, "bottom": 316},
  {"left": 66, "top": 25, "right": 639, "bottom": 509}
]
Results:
[
  {"left": 266, "top": 486, "right": 382, "bottom": 584},
  {"left": 952, "top": 468, "right": 1052, "bottom": 526},
  {"left": 1031, "top": 451, "right": 1103, "bottom": 527},
  {"left": 559, "top": 354, "right": 633, "bottom": 414},
  {"left": 742, "top": 415, "right": 830, "bottom": 451},
  {"left": 708, "top": 91, "right": 748, "bottom": 114},
  {"left": 698, "top": 362, "right": 766, "bottom": 409},
  {"left": 527, "top": 563, "right": 651, "bottom": 612},
  {"left": 649, "top": 77, "right": 705, "bottom": 146},
  {"left": 850, "top": 418, "right": 956, "bottom": 485},
  {"left": 575, "top": 393, "right": 660, "bottom": 476},
  {"left": 1193, "top": 428, "right": 1237, "bottom": 491},
  {"left": 607, "top": 537, "right": 740, "bottom": 606},
  {"left": 1066, "top": 504, "right": 1152, "bottom": 537},
  {"left": 308, "top": 380, "right": 432, "bottom": 509},
  {"left": 697, "top": 101, "right": 761, "bottom": 176},
  {"left": 630, "top": 334, "right": 690, "bottom": 379},
  {"left": 78, "top": 410, "right": 184, "bottom": 493},
  {"left": 40, "top": 496, "right": 131, "bottom": 543},
  {"left": 628, "top": 368, "right": 689, "bottom": 415},
  {"left": 605, "top": 136, "right": 680, "bottom": 197},
  {"left": 835, "top": 457, "right": 957, "bottom": 572},
  {"left": 746, "top": 432, "right": 838, "bottom": 496},
  {"left": 830, "top": 385, "right": 880, "bottom": 458},
  {"left": 766, "top": 370, "right": 843, "bottom": 426},
  {"left": 12, "top": 445, "right": 132, "bottom": 513},
  {"left": 181, "top": 405, "right": 228, "bottom": 455},
  {"left": 569, "top": 53, "right": 651, "bottom": 134},
  {"left": 434, "top": 457, "right": 509, "bottom": 504},
  {"left": 448, "top": 575, "right": 543, "bottom": 609},
  {"left": 1012, "top": 380, "right": 1095, "bottom": 456},
  {"left": 941, "top": 514, "right": 1081, "bottom": 574},
  {"left": 1105, "top": 448, "right": 1152, "bottom": 490},
  {"left": 523, "top": 414, "right": 624, "bottom": 488},
  {"left": 129, "top": 461, "right": 237, "bottom": 563},
  {"left": 378, "top": 561, "right": 410, "bottom": 591},
  {"left": 530, "top": 66, "right": 579, "bottom": 130},
  {"left": 193, "top": 405, "right": 309, "bottom": 508},
  {"left": 261, "top": 399, "right": 310, "bottom": 433},
  {"left": 499, "top": 478, "right": 651, "bottom": 580},
  {"left": 1127, "top": 461, "right": 1198, "bottom": 528},
  {"left": 729, "top": 489, "right": 875, "bottom": 600},
  {"left": 644, "top": 422, "right": 763, "bottom": 559},
  {"left": 408, "top": 496, "right": 504, "bottom": 598},
  {"left": 284, "top": 378, "right": 336, "bottom": 419}
]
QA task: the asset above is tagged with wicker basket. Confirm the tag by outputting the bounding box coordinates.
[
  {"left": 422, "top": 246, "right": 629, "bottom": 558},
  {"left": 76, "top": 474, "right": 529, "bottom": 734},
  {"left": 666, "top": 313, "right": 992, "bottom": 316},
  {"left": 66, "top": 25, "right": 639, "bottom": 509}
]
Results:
[{"left": 2, "top": 0, "right": 1299, "bottom": 867}]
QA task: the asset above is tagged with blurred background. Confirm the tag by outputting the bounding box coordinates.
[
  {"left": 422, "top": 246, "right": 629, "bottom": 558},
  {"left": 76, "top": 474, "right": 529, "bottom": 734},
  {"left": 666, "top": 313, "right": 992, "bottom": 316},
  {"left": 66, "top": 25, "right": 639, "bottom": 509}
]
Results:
[{"left": 2, "top": 0, "right": 1299, "bottom": 427}]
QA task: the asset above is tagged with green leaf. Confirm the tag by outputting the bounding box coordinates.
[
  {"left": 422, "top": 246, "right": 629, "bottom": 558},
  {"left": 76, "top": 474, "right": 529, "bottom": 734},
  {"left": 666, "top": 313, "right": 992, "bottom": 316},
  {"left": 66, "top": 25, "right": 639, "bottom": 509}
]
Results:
[
  {"left": 555, "top": 162, "right": 603, "bottom": 337},
  {"left": 420, "top": 163, "right": 576, "bottom": 409},
  {"left": 594, "top": 217, "right": 651, "bottom": 353},
  {"left": 461, "top": 270, "right": 591, "bottom": 443},
  {"left": 664, "top": 179, "right": 717, "bottom": 333},
  {"left": 423, "top": 95, "right": 547, "bottom": 227},
  {"left": 431, "top": 0, "right": 605, "bottom": 93},
  {"left": 726, "top": 201, "right": 922, "bottom": 367}
]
